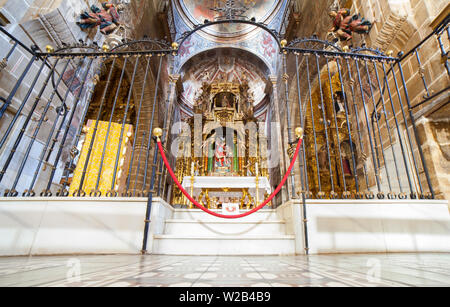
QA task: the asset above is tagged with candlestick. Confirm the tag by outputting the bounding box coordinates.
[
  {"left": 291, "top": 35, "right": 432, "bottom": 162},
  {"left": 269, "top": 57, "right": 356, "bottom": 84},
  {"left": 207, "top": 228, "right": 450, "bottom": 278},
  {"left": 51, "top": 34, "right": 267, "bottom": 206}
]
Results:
[
  {"left": 190, "top": 161, "right": 195, "bottom": 209},
  {"left": 255, "top": 162, "right": 259, "bottom": 208}
]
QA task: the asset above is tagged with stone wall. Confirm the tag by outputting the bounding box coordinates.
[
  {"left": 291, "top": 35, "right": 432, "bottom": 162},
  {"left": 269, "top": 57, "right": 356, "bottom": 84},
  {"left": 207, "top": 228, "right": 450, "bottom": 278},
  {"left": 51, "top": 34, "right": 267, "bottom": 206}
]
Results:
[{"left": 353, "top": 0, "right": 449, "bottom": 200}]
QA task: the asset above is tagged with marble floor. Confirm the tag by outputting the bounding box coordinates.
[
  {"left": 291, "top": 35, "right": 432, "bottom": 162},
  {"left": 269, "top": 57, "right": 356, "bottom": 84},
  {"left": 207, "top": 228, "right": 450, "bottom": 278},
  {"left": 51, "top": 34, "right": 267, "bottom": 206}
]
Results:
[{"left": 0, "top": 253, "right": 449, "bottom": 287}]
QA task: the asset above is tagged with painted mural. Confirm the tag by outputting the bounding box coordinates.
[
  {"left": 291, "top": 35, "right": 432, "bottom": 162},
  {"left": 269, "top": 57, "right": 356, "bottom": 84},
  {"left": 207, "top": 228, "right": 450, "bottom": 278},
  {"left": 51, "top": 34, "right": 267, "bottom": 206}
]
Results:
[
  {"left": 175, "top": 30, "right": 278, "bottom": 74},
  {"left": 180, "top": 49, "right": 269, "bottom": 108}
]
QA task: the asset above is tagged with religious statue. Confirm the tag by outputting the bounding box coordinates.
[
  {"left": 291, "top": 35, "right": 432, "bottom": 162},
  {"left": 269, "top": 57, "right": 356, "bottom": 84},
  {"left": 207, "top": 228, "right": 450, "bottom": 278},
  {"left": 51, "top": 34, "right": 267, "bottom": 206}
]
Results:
[
  {"left": 77, "top": 3, "right": 124, "bottom": 35},
  {"left": 194, "top": 160, "right": 201, "bottom": 176},
  {"left": 244, "top": 91, "right": 254, "bottom": 117},
  {"left": 222, "top": 95, "right": 232, "bottom": 108},
  {"left": 328, "top": 8, "right": 372, "bottom": 41},
  {"left": 341, "top": 141, "right": 355, "bottom": 177},
  {"left": 214, "top": 137, "right": 232, "bottom": 170},
  {"left": 318, "top": 145, "right": 329, "bottom": 170},
  {"left": 333, "top": 91, "right": 346, "bottom": 114}
]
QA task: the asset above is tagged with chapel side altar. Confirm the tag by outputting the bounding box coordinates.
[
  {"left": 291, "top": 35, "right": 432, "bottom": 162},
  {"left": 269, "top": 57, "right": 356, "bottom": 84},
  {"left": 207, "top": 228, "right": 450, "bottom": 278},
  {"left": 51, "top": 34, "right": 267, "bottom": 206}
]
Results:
[
  {"left": 181, "top": 176, "right": 271, "bottom": 209},
  {"left": 171, "top": 79, "right": 271, "bottom": 207}
]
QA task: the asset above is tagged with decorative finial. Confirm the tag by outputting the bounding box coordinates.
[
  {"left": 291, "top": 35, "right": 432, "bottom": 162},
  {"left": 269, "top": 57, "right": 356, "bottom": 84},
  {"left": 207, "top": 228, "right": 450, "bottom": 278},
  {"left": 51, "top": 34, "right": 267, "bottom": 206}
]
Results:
[
  {"left": 45, "top": 45, "right": 54, "bottom": 53},
  {"left": 387, "top": 50, "right": 393, "bottom": 57},
  {"left": 153, "top": 127, "right": 163, "bottom": 141},
  {"left": 295, "top": 127, "right": 304, "bottom": 140},
  {"left": 171, "top": 42, "right": 179, "bottom": 50},
  {"left": 281, "top": 39, "right": 287, "bottom": 48},
  {"left": 102, "top": 43, "right": 110, "bottom": 52},
  {"left": 343, "top": 46, "right": 350, "bottom": 53}
]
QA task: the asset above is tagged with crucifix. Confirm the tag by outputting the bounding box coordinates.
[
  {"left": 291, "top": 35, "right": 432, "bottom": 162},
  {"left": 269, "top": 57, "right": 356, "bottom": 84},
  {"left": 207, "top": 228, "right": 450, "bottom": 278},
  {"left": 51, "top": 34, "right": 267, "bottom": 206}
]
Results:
[{"left": 210, "top": 0, "right": 249, "bottom": 20}]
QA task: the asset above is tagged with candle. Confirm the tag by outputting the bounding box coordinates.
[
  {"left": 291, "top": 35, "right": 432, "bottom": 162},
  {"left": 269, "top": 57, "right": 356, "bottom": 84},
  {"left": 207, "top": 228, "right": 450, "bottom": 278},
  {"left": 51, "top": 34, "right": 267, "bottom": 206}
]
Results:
[
  {"left": 191, "top": 161, "right": 195, "bottom": 176},
  {"left": 255, "top": 162, "right": 258, "bottom": 177}
]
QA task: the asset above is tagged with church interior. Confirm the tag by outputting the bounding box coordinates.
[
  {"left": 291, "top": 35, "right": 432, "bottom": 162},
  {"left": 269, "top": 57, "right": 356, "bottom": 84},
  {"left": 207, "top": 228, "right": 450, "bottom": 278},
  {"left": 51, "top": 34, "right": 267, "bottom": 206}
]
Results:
[{"left": 0, "top": 0, "right": 449, "bottom": 288}]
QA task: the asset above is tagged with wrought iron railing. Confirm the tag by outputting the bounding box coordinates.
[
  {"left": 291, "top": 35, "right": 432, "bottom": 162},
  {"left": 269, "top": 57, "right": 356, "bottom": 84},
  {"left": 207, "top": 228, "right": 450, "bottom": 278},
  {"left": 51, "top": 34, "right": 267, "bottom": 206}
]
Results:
[
  {"left": 0, "top": 15, "right": 447, "bottom": 204},
  {"left": 0, "top": 25, "right": 173, "bottom": 199},
  {"left": 281, "top": 14, "right": 449, "bottom": 201}
]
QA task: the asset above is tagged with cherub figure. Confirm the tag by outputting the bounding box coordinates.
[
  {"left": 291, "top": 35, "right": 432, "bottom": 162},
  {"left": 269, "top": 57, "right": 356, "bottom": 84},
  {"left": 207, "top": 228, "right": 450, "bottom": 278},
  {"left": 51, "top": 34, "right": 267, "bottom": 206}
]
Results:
[
  {"left": 328, "top": 8, "right": 372, "bottom": 41},
  {"left": 77, "top": 3, "right": 124, "bottom": 35}
]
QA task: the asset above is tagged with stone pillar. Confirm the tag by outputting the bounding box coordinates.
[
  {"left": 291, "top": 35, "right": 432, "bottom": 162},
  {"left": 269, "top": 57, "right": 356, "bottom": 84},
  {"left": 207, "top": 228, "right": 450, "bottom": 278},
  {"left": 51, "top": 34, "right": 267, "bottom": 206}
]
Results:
[
  {"left": 269, "top": 75, "right": 289, "bottom": 204},
  {"left": 158, "top": 73, "right": 180, "bottom": 198},
  {"left": 128, "top": 59, "right": 162, "bottom": 193}
]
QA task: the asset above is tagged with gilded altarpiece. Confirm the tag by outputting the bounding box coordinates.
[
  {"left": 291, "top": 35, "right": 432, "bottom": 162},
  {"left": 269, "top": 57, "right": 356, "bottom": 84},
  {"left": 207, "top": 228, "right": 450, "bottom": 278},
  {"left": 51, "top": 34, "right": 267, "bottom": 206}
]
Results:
[
  {"left": 69, "top": 120, "right": 133, "bottom": 196},
  {"left": 172, "top": 80, "right": 270, "bottom": 208},
  {"left": 305, "top": 62, "right": 357, "bottom": 197}
]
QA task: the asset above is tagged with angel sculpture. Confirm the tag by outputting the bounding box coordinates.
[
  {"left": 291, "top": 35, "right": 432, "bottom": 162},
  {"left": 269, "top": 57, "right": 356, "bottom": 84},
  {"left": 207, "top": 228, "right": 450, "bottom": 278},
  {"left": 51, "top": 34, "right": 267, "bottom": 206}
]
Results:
[
  {"left": 328, "top": 8, "right": 372, "bottom": 41},
  {"left": 77, "top": 3, "right": 124, "bottom": 35}
]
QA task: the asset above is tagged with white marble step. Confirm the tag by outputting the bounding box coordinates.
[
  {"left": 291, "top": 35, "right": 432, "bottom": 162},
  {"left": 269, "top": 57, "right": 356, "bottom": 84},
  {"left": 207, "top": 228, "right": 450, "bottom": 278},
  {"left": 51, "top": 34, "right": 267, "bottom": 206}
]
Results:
[
  {"left": 164, "top": 219, "right": 287, "bottom": 236},
  {"left": 172, "top": 208, "right": 279, "bottom": 222},
  {"left": 152, "top": 235, "right": 296, "bottom": 255}
]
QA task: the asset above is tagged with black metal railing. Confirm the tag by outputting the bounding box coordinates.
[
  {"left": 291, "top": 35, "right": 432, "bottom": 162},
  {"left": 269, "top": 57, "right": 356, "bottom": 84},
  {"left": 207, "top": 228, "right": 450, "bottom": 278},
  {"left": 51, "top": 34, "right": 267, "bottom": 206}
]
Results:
[
  {"left": 283, "top": 14, "right": 449, "bottom": 201},
  {"left": 0, "top": 15, "right": 447, "bottom": 203},
  {"left": 0, "top": 25, "right": 174, "bottom": 200}
]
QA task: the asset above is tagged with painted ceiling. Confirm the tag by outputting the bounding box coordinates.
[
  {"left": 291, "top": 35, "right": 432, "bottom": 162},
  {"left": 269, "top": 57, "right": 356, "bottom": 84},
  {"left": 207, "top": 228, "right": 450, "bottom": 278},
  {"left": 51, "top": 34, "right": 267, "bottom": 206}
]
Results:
[
  {"left": 180, "top": 48, "right": 270, "bottom": 108},
  {"left": 179, "top": 0, "right": 279, "bottom": 35},
  {"left": 172, "top": 0, "right": 289, "bottom": 117}
]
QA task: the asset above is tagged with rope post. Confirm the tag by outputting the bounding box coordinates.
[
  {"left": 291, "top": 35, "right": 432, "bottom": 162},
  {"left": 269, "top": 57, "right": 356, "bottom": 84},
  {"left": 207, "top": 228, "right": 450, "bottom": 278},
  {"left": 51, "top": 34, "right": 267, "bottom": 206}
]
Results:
[
  {"left": 255, "top": 162, "right": 259, "bottom": 208},
  {"left": 141, "top": 127, "right": 163, "bottom": 254},
  {"left": 190, "top": 161, "right": 194, "bottom": 209},
  {"left": 295, "top": 127, "right": 309, "bottom": 255}
]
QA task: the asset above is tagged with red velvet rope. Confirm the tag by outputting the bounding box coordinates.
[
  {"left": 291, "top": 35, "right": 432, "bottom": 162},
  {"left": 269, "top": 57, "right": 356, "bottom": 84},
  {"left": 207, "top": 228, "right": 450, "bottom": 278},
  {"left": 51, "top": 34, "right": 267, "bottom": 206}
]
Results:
[{"left": 157, "top": 138, "right": 302, "bottom": 219}]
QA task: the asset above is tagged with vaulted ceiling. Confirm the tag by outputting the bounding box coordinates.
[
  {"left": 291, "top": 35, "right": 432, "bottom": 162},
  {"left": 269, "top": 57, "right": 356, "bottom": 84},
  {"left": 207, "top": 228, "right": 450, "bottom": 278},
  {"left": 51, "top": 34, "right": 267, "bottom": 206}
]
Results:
[{"left": 177, "top": 0, "right": 281, "bottom": 38}]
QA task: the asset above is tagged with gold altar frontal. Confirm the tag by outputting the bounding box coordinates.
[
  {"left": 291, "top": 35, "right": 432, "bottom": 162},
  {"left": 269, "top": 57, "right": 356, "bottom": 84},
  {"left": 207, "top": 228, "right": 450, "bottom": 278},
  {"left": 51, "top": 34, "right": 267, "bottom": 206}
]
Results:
[{"left": 181, "top": 176, "right": 272, "bottom": 209}]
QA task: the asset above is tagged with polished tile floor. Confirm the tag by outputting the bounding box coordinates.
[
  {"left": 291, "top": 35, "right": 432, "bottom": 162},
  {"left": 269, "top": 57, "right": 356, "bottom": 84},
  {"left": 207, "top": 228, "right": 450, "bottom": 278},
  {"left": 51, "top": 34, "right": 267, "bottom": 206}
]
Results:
[{"left": 0, "top": 253, "right": 449, "bottom": 287}]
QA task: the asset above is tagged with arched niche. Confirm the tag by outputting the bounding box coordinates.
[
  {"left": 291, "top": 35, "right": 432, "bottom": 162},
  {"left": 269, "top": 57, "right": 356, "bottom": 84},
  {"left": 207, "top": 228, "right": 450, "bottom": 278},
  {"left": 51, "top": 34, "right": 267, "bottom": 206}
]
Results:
[{"left": 177, "top": 47, "right": 272, "bottom": 112}]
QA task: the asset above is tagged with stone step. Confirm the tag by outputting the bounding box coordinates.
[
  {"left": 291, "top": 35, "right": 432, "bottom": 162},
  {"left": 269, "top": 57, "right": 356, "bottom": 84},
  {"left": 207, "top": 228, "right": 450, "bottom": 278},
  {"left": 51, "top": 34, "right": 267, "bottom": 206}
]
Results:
[
  {"left": 164, "top": 219, "right": 287, "bottom": 236},
  {"left": 152, "top": 235, "right": 296, "bottom": 255},
  {"left": 172, "top": 208, "right": 279, "bottom": 222}
]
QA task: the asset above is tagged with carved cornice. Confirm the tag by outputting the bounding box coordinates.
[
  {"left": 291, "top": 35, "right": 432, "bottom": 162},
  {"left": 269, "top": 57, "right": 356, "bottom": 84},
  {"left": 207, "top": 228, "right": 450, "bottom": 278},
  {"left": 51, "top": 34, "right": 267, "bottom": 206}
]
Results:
[{"left": 372, "top": 12, "right": 408, "bottom": 52}]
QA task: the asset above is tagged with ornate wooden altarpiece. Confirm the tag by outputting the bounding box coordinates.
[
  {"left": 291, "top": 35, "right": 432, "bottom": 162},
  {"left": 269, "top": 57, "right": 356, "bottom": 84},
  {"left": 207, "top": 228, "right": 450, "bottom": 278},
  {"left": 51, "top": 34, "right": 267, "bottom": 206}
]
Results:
[{"left": 173, "top": 79, "right": 270, "bottom": 208}]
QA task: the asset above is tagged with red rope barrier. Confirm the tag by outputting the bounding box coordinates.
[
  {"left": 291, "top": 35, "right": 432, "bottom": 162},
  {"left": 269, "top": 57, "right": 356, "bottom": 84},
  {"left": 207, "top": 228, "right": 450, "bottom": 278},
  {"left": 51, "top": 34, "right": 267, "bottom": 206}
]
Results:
[{"left": 157, "top": 138, "right": 302, "bottom": 219}]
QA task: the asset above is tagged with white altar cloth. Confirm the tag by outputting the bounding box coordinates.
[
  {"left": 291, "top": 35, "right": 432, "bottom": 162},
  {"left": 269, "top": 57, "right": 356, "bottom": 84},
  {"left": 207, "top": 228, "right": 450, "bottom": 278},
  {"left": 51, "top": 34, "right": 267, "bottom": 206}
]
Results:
[{"left": 182, "top": 176, "right": 271, "bottom": 195}]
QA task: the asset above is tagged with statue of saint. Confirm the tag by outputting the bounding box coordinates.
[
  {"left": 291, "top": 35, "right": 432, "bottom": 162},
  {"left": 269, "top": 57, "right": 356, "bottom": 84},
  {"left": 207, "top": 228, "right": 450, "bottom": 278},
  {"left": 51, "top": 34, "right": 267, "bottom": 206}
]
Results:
[
  {"left": 222, "top": 95, "right": 232, "bottom": 108},
  {"left": 214, "top": 137, "right": 231, "bottom": 169},
  {"left": 328, "top": 9, "right": 372, "bottom": 41},
  {"left": 341, "top": 141, "right": 355, "bottom": 177},
  {"left": 243, "top": 161, "right": 254, "bottom": 176},
  {"left": 333, "top": 91, "right": 346, "bottom": 114},
  {"left": 77, "top": 3, "right": 124, "bottom": 35}
]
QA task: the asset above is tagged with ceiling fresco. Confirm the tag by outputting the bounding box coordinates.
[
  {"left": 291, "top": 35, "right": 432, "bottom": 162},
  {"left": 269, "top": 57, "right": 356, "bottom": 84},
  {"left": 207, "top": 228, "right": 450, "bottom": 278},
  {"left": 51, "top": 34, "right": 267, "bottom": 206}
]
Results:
[
  {"left": 172, "top": 0, "right": 289, "bottom": 119},
  {"left": 172, "top": 0, "right": 289, "bottom": 74},
  {"left": 180, "top": 0, "right": 279, "bottom": 35},
  {"left": 180, "top": 48, "right": 270, "bottom": 108}
]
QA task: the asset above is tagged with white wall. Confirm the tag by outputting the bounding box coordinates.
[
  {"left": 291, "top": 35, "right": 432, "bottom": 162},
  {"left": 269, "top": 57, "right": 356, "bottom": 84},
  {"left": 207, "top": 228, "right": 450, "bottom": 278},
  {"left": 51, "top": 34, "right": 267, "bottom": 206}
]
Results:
[
  {"left": 1, "top": 197, "right": 448, "bottom": 256},
  {"left": 278, "top": 199, "right": 450, "bottom": 254},
  {"left": 0, "top": 197, "right": 173, "bottom": 256}
]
